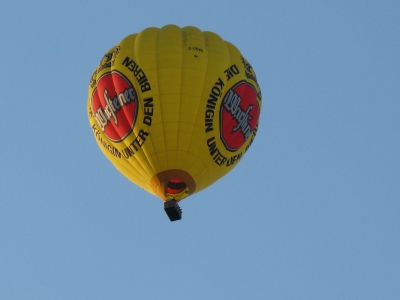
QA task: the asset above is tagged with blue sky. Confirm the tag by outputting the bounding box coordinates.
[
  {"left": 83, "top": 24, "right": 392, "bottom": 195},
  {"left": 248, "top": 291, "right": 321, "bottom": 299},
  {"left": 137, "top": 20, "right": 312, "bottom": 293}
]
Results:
[{"left": 1, "top": 1, "right": 399, "bottom": 299}]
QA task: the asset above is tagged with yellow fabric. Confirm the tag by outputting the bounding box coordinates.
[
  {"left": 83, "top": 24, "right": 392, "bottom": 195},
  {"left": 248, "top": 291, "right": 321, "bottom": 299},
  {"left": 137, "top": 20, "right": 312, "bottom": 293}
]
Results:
[
  {"left": 166, "top": 187, "right": 190, "bottom": 201},
  {"left": 87, "top": 25, "right": 262, "bottom": 202}
]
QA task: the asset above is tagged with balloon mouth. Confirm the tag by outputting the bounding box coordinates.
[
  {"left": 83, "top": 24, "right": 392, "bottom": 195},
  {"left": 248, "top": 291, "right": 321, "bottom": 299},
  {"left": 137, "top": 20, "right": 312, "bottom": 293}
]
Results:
[
  {"left": 166, "top": 179, "right": 187, "bottom": 194},
  {"left": 150, "top": 169, "right": 196, "bottom": 201},
  {"left": 165, "top": 179, "right": 190, "bottom": 201}
]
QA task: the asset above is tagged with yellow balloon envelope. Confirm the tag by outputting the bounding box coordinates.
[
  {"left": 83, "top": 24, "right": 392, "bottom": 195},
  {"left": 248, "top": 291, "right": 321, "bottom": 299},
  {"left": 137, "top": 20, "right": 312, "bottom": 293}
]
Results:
[{"left": 87, "top": 25, "right": 262, "bottom": 217}]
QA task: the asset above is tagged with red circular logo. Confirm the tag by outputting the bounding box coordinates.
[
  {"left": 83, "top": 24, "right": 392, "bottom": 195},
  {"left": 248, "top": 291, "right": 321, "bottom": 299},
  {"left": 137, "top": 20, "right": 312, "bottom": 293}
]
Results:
[
  {"left": 220, "top": 81, "right": 259, "bottom": 152},
  {"left": 91, "top": 71, "right": 138, "bottom": 142}
]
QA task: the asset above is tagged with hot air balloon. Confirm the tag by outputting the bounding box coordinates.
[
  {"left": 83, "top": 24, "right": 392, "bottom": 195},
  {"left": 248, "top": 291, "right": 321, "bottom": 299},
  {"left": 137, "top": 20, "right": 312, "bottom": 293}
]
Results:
[{"left": 87, "top": 25, "right": 262, "bottom": 221}]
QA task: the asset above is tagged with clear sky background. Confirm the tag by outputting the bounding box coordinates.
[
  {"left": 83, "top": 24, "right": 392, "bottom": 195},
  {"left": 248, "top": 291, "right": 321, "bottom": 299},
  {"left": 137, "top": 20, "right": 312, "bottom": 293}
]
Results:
[{"left": 1, "top": 1, "right": 399, "bottom": 299}]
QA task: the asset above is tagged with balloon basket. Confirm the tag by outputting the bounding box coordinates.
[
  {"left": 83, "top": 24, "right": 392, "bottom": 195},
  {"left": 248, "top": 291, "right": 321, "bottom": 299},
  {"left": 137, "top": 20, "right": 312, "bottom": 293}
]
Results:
[{"left": 164, "top": 200, "right": 182, "bottom": 221}]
